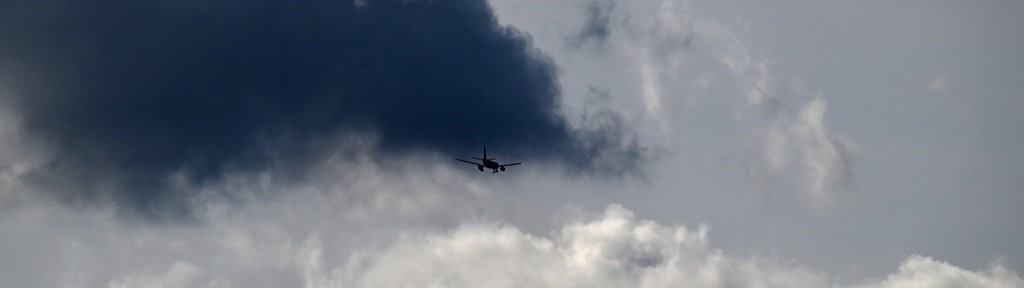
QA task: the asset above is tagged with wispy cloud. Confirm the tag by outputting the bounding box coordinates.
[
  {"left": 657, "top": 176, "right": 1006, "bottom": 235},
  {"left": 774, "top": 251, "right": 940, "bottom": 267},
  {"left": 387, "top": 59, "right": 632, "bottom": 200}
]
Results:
[
  {"left": 625, "top": 0, "right": 855, "bottom": 205},
  {"left": 567, "top": 0, "right": 616, "bottom": 51}
]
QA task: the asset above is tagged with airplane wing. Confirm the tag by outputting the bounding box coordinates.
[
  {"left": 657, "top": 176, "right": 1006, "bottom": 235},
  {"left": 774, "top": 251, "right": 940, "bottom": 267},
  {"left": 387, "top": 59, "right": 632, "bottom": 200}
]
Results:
[
  {"left": 501, "top": 162, "right": 522, "bottom": 166},
  {"left": 455, "top": 158, "right": 482, "bottom": 165}
]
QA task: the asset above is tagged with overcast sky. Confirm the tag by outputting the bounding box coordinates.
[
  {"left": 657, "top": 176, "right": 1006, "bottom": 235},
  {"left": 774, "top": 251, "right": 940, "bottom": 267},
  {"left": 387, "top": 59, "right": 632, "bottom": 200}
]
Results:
[{"left": 1, "top": 0, "right": 1022, "bottom": 287}]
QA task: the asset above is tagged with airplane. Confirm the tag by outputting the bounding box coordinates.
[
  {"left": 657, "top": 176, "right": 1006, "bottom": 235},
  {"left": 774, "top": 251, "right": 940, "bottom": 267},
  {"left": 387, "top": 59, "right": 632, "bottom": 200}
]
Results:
[{"left": 456, "top": 145, "right": 521, "bottom": 173}]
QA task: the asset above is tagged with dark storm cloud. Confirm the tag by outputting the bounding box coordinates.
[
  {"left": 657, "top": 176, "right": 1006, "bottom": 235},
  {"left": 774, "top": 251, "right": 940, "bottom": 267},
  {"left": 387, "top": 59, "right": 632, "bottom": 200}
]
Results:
[{"left": 0, "top": 0, "right": 646, "bottom": 216}]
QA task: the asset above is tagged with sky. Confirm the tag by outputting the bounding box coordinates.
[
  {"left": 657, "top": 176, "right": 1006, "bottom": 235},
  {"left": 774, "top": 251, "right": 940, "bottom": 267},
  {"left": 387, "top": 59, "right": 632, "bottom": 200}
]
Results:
[{"left": 1, "top": 0, "right": 1022, "bottom": 287}]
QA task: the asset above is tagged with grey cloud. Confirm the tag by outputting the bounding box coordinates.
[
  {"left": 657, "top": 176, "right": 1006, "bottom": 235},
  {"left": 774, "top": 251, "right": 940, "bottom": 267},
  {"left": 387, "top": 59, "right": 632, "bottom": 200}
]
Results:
[
  {"left": 108, "top": 261, "right": 204, "bottom": 288},
  {"left": 567, "top": 0, "right": 616, "bottom": 50},
  {"left": 634, "top": 1, "right": 855, "bottom": 204},
  {"left": 0, "top": 0, "right": 648, "bottom": 217},
  {"left": 567, "top": 87, "right": 649, "bottom": 176},
  {"left": 749, "top": 95, "right": 855, "bottom": 205}
]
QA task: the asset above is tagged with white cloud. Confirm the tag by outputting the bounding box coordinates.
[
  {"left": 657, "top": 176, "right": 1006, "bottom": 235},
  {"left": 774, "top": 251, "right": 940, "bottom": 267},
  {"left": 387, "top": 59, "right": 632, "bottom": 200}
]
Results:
[
  {"left": 298, "top": 204, "right": 1020, "bottom": 288},
  {"left": 1, "top": 172, "right": 1019, "bottom": 287},
  {"left": 307, "top": 204, "right": 828, "bottom": 288},
  {"left": 852, "top": 255, "right": 1024, "bottom": 288},
  {"left": 795, "top": 98, "right": 852, "bottom": 199}
]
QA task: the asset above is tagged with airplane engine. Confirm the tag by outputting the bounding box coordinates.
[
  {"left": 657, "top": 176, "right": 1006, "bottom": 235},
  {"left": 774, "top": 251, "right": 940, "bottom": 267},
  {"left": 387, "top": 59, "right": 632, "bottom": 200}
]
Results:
[
  {"left": 478, "top": 165, "right": 484, "bottom": 172},
  {"left": 500, "top": 166, "right": 506, "bottom": 172}
]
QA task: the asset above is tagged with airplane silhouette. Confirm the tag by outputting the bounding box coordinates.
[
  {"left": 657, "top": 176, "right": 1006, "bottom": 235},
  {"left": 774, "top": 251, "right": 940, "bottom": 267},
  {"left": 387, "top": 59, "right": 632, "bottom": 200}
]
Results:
[{"left": 456, "top": 146, "right": 521, "bottom": 173}]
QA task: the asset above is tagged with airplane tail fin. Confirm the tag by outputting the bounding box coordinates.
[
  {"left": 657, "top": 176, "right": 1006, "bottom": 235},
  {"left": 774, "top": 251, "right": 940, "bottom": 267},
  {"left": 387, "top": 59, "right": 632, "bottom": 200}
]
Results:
[{"left": 471, "top": 145, "right": 494, "bottom": 161}]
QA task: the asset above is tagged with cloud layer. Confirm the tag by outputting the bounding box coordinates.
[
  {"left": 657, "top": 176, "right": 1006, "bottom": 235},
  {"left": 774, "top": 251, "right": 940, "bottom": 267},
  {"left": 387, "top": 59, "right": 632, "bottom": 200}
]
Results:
[
  {"left": 330, "top": 205, "right": 1023, "bottom": 288},
  {"left": 321, "top": 204, "right": 828, "bottom": 287},
  {"left": 0, "top": 0, "right": 645, "bottom": 215},
  {"left": 4, "top": 1, "right": 1021, "bottom": 287},
  {"left": 3, "top": 186, "right": 1019, "bottom": 288}
]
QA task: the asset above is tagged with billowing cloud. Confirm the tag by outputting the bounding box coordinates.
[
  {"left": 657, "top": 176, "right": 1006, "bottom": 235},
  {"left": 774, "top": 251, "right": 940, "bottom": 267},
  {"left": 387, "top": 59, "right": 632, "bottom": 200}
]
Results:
[
  {"left": 3, "top": 185, "right": 1019, "bottom": 288},
  {"left": 0, "top": 0, "right": 646, "bottom": 216},
  {"left": 320, "top": 204, "right": 829, "bottom": 287},
  {"left": 325, "top": 205, "right": 1023, "bottom": 288},
  {"left": 851, "top": 255, "right": 1024, "bottom": 288}
]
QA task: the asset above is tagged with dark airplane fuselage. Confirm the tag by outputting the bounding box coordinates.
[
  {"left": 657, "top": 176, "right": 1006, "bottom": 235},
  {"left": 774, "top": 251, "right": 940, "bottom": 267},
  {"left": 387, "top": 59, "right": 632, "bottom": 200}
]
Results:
[
  {"left": 457, "top": 145, "right": 520, "bottom": 173},
  {"left": 473, "top": 157, "right": 502, "bottom": 172},
  {"left": 482, "top": 159, "right": 500, "bottom": 170}
]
